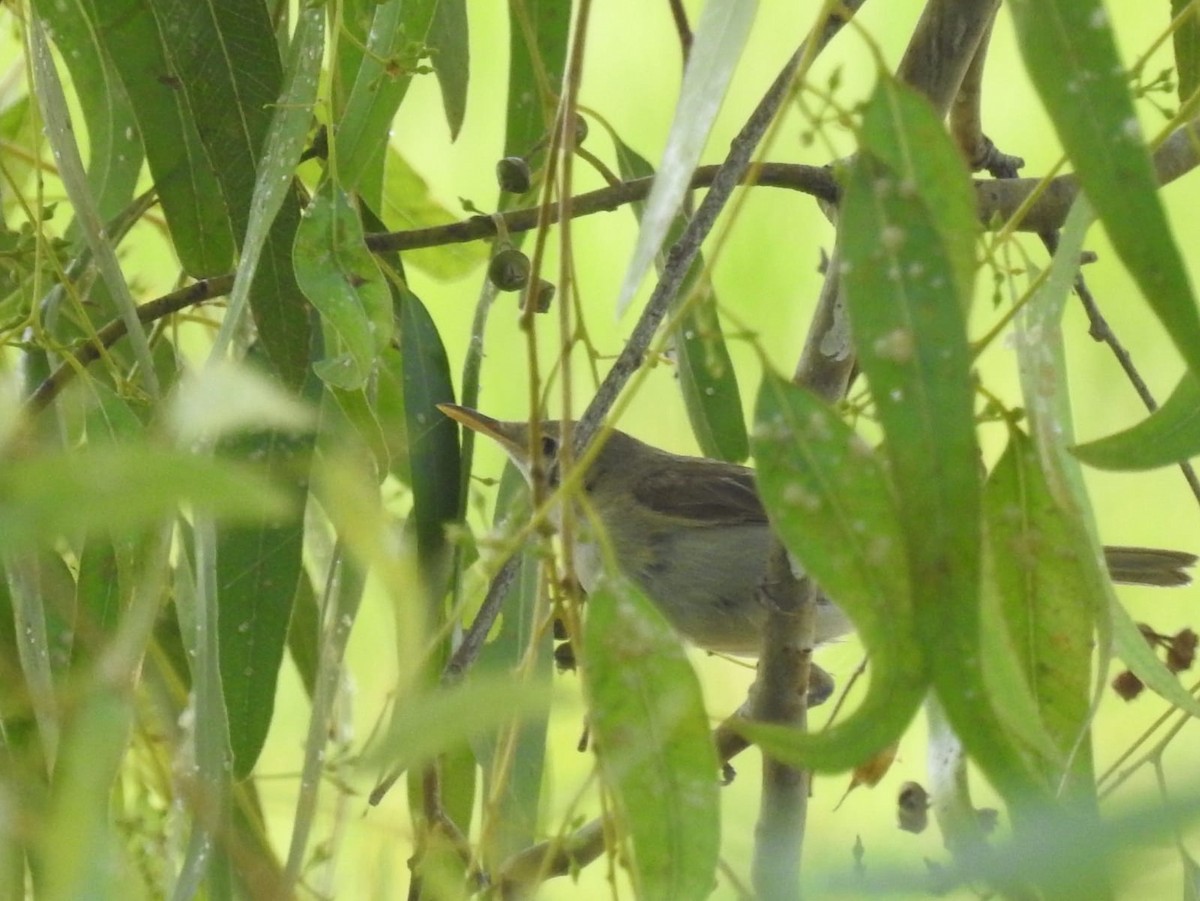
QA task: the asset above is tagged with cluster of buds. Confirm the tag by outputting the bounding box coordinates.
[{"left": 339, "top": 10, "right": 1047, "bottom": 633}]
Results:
[
  {"left": 484, "top": 116, "right": 591, "bottom": 307},
  {"left": 1111, "top": 624, "right": 1198, "bottom": 700}
]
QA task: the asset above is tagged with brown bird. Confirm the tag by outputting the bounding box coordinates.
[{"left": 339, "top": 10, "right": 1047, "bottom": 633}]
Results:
[{"left": 441, "top": 404, "right": 1196, "bottom": 655}]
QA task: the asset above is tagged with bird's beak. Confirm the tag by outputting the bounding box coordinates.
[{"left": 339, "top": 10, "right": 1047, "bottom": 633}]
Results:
[{"left": 437, "top": 404, "right": 530, "bottom": 465}]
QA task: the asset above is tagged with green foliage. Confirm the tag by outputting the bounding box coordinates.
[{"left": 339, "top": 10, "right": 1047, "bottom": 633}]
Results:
[{"left": 4, "top": 1, "right": 1200, "bottom": 898}]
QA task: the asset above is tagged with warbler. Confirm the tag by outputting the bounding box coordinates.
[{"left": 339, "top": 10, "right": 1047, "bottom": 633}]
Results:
[{"left": 440, "top": 404, "right": 1195, "bottom": 655}]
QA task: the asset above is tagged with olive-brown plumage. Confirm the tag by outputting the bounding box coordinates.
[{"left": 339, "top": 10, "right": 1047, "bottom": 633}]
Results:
[{"left": 440, "top": 404, "right": 1196, "bottom": 654}]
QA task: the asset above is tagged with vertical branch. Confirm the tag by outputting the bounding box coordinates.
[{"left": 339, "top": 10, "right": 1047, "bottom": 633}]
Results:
[
  {"left": 748, "top": 1, "right": 1003, "bottom": 895},
  {"left": 749, "top": 548, "right": 817, "bottom": 897}
]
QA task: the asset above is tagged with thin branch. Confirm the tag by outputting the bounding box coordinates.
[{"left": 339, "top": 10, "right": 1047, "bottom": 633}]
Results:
[
  {"left": 24, "top": 117, "right": 1200, "bottom": 419},
  {"left": 667, "top": 0, "right": 692, "bottom": 64},
  {"left": 574, "top": 1, "right": 866, "bottom": 449},
  {"left": 749, "top": 549, "right": 816, "bottom": 897},
  {"left": 1042, "top": 232, "right": 1200, "bottom": 508},
  {"left": 365, "top": 163, "right": 837, "bottom": 254},
  {"left": 896, "top": 0, "right": 1001, "bottom": 117}
]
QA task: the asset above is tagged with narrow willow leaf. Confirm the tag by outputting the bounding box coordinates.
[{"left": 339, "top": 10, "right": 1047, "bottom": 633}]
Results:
[
  {"left": 504, "top": 0, "right": 571, "bottom": 159},
  {"left": 380, "top": 146, "right": 488, "bottom": 281},
  {"left": 841, "top": 78, "right": 1043, "bottom": 801},
  {"left": 169, "top": 360, "right": 314, "bottom": 446},
  {"left": 216, "top": 429, "right": 310, "bottom": 779},
  {"left": 1016, "top": 204, "right": 1200, "bottom": 720},
  {"left": 472, "top": 463, "right": 551, "bottom": 867},
  {"left": 398, "top": 287, "right": 460, "bottom": 571},
  {"left": 371, "top": 678, "right": 552, "bottom": 771},
  {"left": 286, "top": 575, "right": 319, "bottom": 699},
  {"left": 745, "top": 371, "right": 926, "bottom": 771},
  {"left": 75, "top": 384, "right": 146, "bottom": 658},
  {"left": 173, "top": 524, "right": 234, "bottom": 900},
  {"left": 616, "top": 0, "right": 757, "bottom": 316},
  {"left": 32, "top": 0, "right": 143, "bottom": 236},
  {"left": 984, "top": 428, "right": 1096, "bottom": 790},
  {"left": 147, "top": 0, "right": 282, "bottom": 240},
  {"left": 29, "top": 16, "right": 159, "bottom": 398},
  {"left": 583, "top": 578, "right": 719, "bottom": 901},
  {"left": 0, "top": 447, "right": 292, "bottom": 551},
  {"left": 1175, "top": 0, "right": 1200, "bottom": 102},
  {"left": 858, "top": 76, "right": 977, "bottom": 306},
  {"left": 1010, "top": 0, "right": 1200, "bottom": 378},
  {"left": 294, "top": 182, "right": 393, "bottom": 390},
  {"left": 38, "top": 691, "right": 132, "bottom": 901},
  {"left": 614, "top": 136, "right": 748, "bottom": 462},
  {"left": 76, "top": 0, "right": 234, "bottom": 275},
  {"left": 211, "top": 4, "right": 323, "bottom": 381},
  {"left": 1072, "top": 370, "right": 1200, "bottom": 470},
  {"left": 428, "top": 0, "right": 469, "bottom": 141},
  {"left": 334, "top": 0, "right": 437, "bottom": 194}
]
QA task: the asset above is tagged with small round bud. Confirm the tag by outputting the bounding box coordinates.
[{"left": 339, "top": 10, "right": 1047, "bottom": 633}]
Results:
[
  {"left": 896, "top": 781, "right": 929, "bottom": 834},
  {"left": 1111, "top": 669, "right": 1144, "bottom": 701},
  {"left": 488, "top": 247, "right": 531, "bottom": 291},
  {"left": 572, "top": 113, "right": 589, "bottom": 145},
  {"left": 529, "top": 278, "right": 555, "bottom": 313},
  {"left": 495, "top": 156, "right": 532, "bottom": 194},
  {"left": 553, "top": 640, "right": 576, "bottom": 672}
]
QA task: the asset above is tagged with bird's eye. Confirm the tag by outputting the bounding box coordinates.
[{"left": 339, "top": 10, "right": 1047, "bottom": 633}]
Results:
[{"left": 541, "top": 435, "right": 558, "bottom": 459}]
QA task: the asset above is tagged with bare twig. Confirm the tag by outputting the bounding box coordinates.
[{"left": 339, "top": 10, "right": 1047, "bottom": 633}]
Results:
[
  {"left": 667, "top": 0, "right": 692, "bottom": 64},
  {"left": 1040, "top": 231, "right": 1200, "bottom": 509}
]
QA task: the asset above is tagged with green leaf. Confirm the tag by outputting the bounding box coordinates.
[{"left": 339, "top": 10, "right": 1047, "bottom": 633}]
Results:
[
  {"left": 1072, "top": 370, "right": 1200, "bottom": 470},
  {"left": 0, "top": 446, "right": 293, "bottom": 551},
  {"left": 746, "top": 371, "right": 926, "bottom": 770},
  {"left": 398, "top": 286, "right": 460, "bottom": 573},
  {"left": 472, "top": 463, "right": 551, "bottom": 867},
  {"left": 428, "top": 0, "right": 469, "bottom": 141},
  {"left": 212, "top": 5, "right": 323, "bottom": 388},
  {"left": 32, "top": 0, "right": 143, "bottom": 237},
  {"left": 74, "top": 386, "right": 146, "bottom": 662},
  {"left": 1173, "top": 0, "right": 1200, "bottom": 103},
  {"left": 29, "top": 16, "right": 160, "bottom": 398},
  {"left": 334, "top": 0, "right": 385, "bottom": 207},
  {"left": 333, "top": 0, "right": 438, "bottom": 194},
  {"left": 380, "top": 146, "right": 488, "bottom": 281},
  {"left": 37, "top": 690, "right": 133, "bottom": 901},
  {"left": 504, "top": 0, "right": 570, "bottom": 159},
  {"left": 286, "top": 575, "right": 319, "bottom": 699},
  {"left": 216, "top": 429, "right": 310, "bottom": 779},
  {"left": 616, "top": 0, "right": 757, "bottom": 316},
  {"left": 858, "top": 77, "right": 977, "bottom": 306},
  {"left": 983, "top": 428, "right": 1097, "bottom": 789},
  {"left": 294, "top": 182, "right": 393, "bottom": 390},
  {"left": 583, "top": 578, "right": 719, "bottom": 901},
  {"left": 76, "top": 0, "right": 234, "bottom": 276},
  {"left": 613, "top": 136, "right": 748, "bottom": 462},
  {"left": 146, "top": 0, "right": 282, "bottom": 241},
  {"left": 371, "top": 677, "right": 552, "bottom": 772},
  {"left": 841, "top": 77, "right": 1043, "bottom": 801},
  {"left": 1013, "top": 199, "right": 1138, "bottom": 718},
  {"left": 1009, "top": 0, "right": 1200, "bottom": 378}
]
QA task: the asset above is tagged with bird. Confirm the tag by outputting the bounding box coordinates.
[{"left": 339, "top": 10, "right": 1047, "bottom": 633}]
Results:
[{"left": 439, "top": 404, "right": 1196, "bottom": 656}]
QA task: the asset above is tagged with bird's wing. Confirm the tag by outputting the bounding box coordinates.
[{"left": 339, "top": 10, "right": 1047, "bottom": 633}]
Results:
[{"left": 631, "top": 458, "right": 768, "bottom": 526}]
